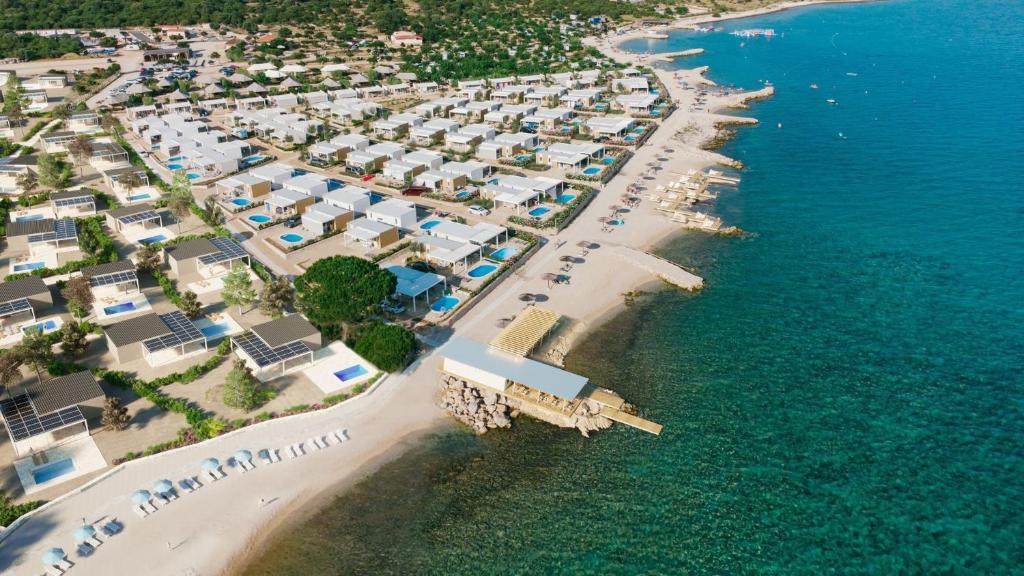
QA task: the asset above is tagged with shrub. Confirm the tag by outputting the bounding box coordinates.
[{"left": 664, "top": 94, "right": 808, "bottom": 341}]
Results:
[{"left": 353, "top": 322, "right": 416, "bottom": 372}]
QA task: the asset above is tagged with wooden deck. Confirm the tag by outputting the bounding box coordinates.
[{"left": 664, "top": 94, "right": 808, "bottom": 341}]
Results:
[{"left": 598, "top": 407, "right": 663, "bottom": 435}]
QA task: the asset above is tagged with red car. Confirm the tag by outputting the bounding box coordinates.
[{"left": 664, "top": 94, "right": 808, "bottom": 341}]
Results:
[{"left": 362, "top": 174, "right": 376, "bottom": 182}]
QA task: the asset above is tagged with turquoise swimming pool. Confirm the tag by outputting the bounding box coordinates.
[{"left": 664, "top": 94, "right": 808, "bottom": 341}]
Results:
[
  {"left": 490, "top": 247, "right": 518, "bottom": 261},
  {"left": 138, "top": 235, "right": 167, "bottom": 245},
  {"left": 528, "top": 206, "right": 550, "bottom": 218},
  {"left": 455, "top": 190, "right": 471, "bottom": 199},
  {"left": 420, "top": 220, "right": 441, "bottom": 230},
  {"left": 200, "top": 323, "right": 232, "bottom": 339},
  {"left": 609, "top": 218, "right": 624, "bottom": 226},
  {"left": 15, "top": 214, "right": 44, "bottom": 222},
  {"left": 431, "top": 296, "right": 460, "bottom": 313},
  {"left": 13, "top": 261, "right": 45, "bottom": 272},
  {"left": 32, "top": 458, "right": 76, "bottom": 485},
  {"left": 231, "top": 198, "right": 251, "bottom": 207},
  {"left": 248, "top": 214, "right": 271, "bottom": 224},
  {"left": 241, "top": 155, "right": 266, "bottom": 168},
  {"left": 22, "top": 319, "right": 58, "bottom": 333},
  {"left": 127, "top": 193, "right": 151, "bottom": 202},
  {"left": 467, "top": 262, "right": 498, "bottom": 279},
  {"left": 601, "top": 156, "right": 616, "bottom": 165},
  {"left": 186, "top": 172, "right": 201, "bottom": 180},
  {"left": 280, "top": 233, "right": 304, "bottom": 243},
  {"left": 514, "top": 154, "right": 532, "bottom": 162},
  {"left": 582, "top": 166, "right": 602, "bottom": 176},
  {"left": 556, "top": 193, "right": 576, "bottom": 204},
  {"left": 167, "top": 163, "right": 184, "bottom": 170},
  {"left": 334, "top": 364, "right": 369, "bottom": 382}
]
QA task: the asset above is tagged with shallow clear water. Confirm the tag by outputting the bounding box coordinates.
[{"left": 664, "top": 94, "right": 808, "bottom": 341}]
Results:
[{"left": 245, "top": 1, "right": 1024, "bottom": 574}]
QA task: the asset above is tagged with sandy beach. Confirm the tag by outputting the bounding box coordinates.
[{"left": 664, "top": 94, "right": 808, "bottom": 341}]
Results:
[{"left": 0, "top": 7, "right": 786, "bottom": 575}]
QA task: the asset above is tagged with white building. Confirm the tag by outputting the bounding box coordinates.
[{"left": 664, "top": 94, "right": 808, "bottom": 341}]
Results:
[{"left": 366, "top": 198, "right": 417, "bottom": 230}]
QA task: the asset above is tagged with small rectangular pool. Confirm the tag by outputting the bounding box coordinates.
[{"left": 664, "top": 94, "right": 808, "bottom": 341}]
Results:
[
  {"left": 200, "top": 323, "right": 232, "bottom": 339},
  {"left": 103, "top": 301, "right": 137, "bottom": 315},
  {"left": 138, "top": 234, "right": 167, "bottom": 245},
  {"left": 334, "top": 364, "right": 369, "bottom": 382},
  {"left": 13, "top": 261, "right": 45, "bottom": 272},
  {"left": 22, "top": 319, "right": 58, "bottom": 333},
  {"left": 32, "top": 458, "right": 76, "bottom": 485}
]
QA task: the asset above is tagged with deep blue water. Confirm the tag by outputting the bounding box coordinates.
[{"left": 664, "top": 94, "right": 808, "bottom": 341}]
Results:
[{"left": 245, "top": 2, "right": 1024, "bottom": 574}]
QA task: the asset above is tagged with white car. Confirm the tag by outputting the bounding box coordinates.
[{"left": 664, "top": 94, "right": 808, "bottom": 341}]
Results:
[{"left": 468, "top": 205, "right": 491, "bottom": 216}]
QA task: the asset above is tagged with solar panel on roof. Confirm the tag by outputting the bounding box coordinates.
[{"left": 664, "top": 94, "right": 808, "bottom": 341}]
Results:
[
  {"left": 27, "top": 219, "right": 77, "bottom": 244},
  {"left": 198, "top": 237, "right": 249, "bottom": 266},
  {"left": 88, "top": 270, "right": 138, "bottom": 288},
  {"left": 54, "top": 195, "right": 94, "bottom": 208},
  {"left": 118, "top": 210, "right": 160, "bottom": 224},
  {"left": 233, "top": 332, "right": 312, "bottom": 368},
  {"left": 143, "top": 311, "right": 205, "bottom": 353},
  {"left": 0, "top": 297, "right": 31, "bottom": 318},
  {"left": 0, "top": 395, "right": 84, "bottom": 442}
]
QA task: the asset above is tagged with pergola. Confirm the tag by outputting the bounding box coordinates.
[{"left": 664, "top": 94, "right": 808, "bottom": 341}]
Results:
[
  {"left": 387, "top": 265, "right": 447, "bottom": 312},
  {"left": 490, "top": 307, "right": 561, "bottom": 357},
  {"left": 197, "top": 237, "right": 251, "bottom": 278},
  {"left": 142, "top": 311, "right": 208, "bottom": 365},
  {"left": 232, "top": 332, "right": 315, "bottom": 377}
]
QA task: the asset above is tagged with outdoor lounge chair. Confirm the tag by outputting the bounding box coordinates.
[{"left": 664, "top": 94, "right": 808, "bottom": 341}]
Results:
[
  {"left": 205, "top": 470, "right": 220, "bottom": 482},
  {"left": 308, "top": 438, "right": 322, "bottom": 451},
  {"left": 142, "top": 501, "right": 158, "bottom": 514},
  {"left": 312, "top": 436, "right": 327, "bottom": 449},
  {"left": 242, "top": 460, "right": 256, "bottom": 471},
  {"left": 295, "top": 443, "right": 307, "bottom": 456},
  {"left": 58, "top": 559, "right": 73, "bottom": 570},
  {"left": 236, "top": 460, "right": 250, "bottom": 474},
  {"left": 132, "top": 505, "right": 148, "bottom": 518},
  {"left": 77, "top": 543, "right": 94, "bottom": 557},
  {"left": 46, "top": 566, "right": 65, "bottom": 576},
  {"left": 259, "top": 449, "right": 272, "bottom": 465},
  {"left": 154, "top": 493, "right": 170, "bottom": 505},
  {"left": 333, "top": 429, "right": 349, "bottom": 443},
  {"left": 286, "top": 445, "right": 298, "bottom": 459},
  {"left": 87, "top": 534, "right": 103, "bottom": 548}
]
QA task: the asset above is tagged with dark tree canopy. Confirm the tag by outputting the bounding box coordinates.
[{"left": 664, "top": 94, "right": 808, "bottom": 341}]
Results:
[{"left": 294, "top": 256, "right": 396, "bottom": 329}]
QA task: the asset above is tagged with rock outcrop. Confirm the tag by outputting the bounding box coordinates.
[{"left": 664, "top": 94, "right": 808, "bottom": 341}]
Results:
[{"left": 440, "top": 375, "right": 512, "bottom": 434}]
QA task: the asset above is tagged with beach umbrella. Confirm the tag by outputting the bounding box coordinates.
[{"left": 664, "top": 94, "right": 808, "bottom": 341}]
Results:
[
  {"left": 73, "top": 524, "right": 96, "bottom": 543},
  {"left": 518, "top": 293, "right": 535, "bottom": 303},
  {"left": 576, "top": 240, "right": 592, "bottom": 249},
  {"left": 201, "top": 457, "right": 220, "bottom": 471},
  {"left": 495, "top": 318, "right": 513, "bottom": 328},
  {"left": 234, "top": 449, "right": 253, "bottom": 463},
  {"left": 279, "top": 77, "right": 302, "bottom": 90},
  {"left": 542, "top": 273, "right": 559, "bottom": 288},
  {"left": 41, "top": 548, "right": 65, "bottom": 566},
  {"left": 130, "top": 489, "right": 151, "bottom": 505},
  {"left": 153, "top": 479, "right": 173, "bottom": 494}
]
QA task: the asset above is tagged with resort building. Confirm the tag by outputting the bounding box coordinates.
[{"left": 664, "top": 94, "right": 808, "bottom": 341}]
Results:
[
  {"left": 427, "top": 220, "right": 508, "bottom": 246},
  {"left": 414, "top": 170, "right": 467, "bottom": 194},
  {"left": 105, "top": 204, "right": 162, "bottom": 237},
  {"left": 344, "top": 218, "right": 399, "bottom": 249},
  {"left": 585, "top": 116, "right": 636, "bottom": 139},
  {"left": 0, "top": 156, "right": 37, "bottom": 195},
  {"left": 476, "top": 132, "right": 539, "bottom": 160},
  {"left": 105, "top": 310, "right": 207, "bottom": 366},
  {"left": 227, "top": 107, "right": 324, "bottom": 146},
  {"left": 345, "top": 150, "right": 387, "bottom": 175},
  {"left": 614, "top": 93, "right": 660, "bottom": 114},
  {"left": 102, "top": 166, "right": 150, "bottom": 193},
  {"left": 264, "top": 188, "right": 315, "bottom": 217},
  {"left": 0, "top": 370, "right": 106, "bottom": 457},
  {"left": 41, "top": 131, "right": 77, "bottom": 153},
  {"left": 282, "top": 173, "right": 330, "bottom": 199},
  {"left": 412, "top": 235, "right": 484, "bottom": 268},
  {"left": 80, "top": 260, "right": 140, "bottom": 299},
  {"left": 250, "top": 162, "right": 296, "bottom": 188},
  {"left": 366, "top": 198, "right": 418, "bottom": 230},
  {"left": 163, "top": 237, "right": 250, "bottom": 282},
  {"left": 440, "top": 160, "right": 491, "bottom": 182},
  {"left": 231, "top": 314, "right": 321, "bottom": 379},
  {"left": 613, "top": 77, "right": 650, "bottom": 94},
  {"left": 0, "top": 277, "right": 53, "bottom": 339},
  {"left": 217, "top": 172, "right": 272, "bottom": 201},
  {"left": 537, "top": 142, "right": 605, "bottom": 171},
  {"left": 410, "top": 118, "right": 459, "bottom": 146},
  {"left": 560, "top": 89, "right": 604, "bottom": 109},
  {"left": 323, "top": 185, "right": 372, "bottom": 215},
  {"left": 403, "top": 150, "right": 446, "bottom": 171},
  {"left": 387, "top": 265, "right": 446, "bottom": 312},
  {"left": 301, "top": 202, "right": 353, "bottom": 236},
  {"left": 331, "top": 133, "right": 371, "bottom": 152},
  {"left": 6, "top": 218, "right": 78, "bottom": 257},
  {"left": 482, "top": 175, "right": 565, "bottom": 212},
  {"left": 306, "top": 141, "right": 347, "bottom": 166},
  {"left": 49, "top": 190, "right": 96, "bottom": 218}
]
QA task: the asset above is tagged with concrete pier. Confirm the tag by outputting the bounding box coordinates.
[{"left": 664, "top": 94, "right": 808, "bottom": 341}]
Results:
[{"left": 612, "top": 245, "right": 704, "bottom": 290}]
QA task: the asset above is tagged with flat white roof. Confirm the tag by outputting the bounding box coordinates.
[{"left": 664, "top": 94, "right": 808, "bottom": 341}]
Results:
[
  {"left": 345, "top": 217, "right": 393, "bottom": 239},
  {"left": 430, "top": 220, "right": 506, "bottom": 245},
  {"left": 303, "top": 202, "right": 348, "bottom": 223},
  {"left": 442, "top": 338, "right": 588, "bottom": 400},
  {"left": 368, "top": 198, "right": 416, "bottom": 218}
]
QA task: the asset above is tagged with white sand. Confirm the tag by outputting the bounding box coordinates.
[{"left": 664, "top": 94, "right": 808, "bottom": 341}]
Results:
[{"left": 0, "top": 7, "right": 798, "bottom": 574}]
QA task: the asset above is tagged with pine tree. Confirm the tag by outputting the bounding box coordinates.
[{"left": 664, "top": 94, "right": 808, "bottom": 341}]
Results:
[
  {"left": 178, "top": 290, "right": 201, "bottom": 319},
  {"left": 135, "top": 243, "right": 162, "bottom": 273},
  {"left": 259, "top": 276, "right": 294, "bottom": 318},
  {"left": 222, "top": 359, "right": 261, "bottom": 410},
  {"left": 167, "top": 171, "right": 193, "bottom": 232},
  {"left": 222, "top": 262, "right": 256, "bottom": 315},
  {"left": 101, "top": 397, "right": 131, "bottom": 431},
  {"left": 60, "top": 319, "right": 89, "bottom": 360},
  {"left": 14, "top": 328, "right": 53, "bottom": 383}
]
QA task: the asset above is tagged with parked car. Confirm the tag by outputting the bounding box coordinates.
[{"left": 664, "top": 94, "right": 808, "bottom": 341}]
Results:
[
  {"left": 284, "top": 215, "right": 301, "bottom": 228},
  {"left": 468, "top": 205, "right": 491, "bottom": 216},
  {"left": 380, "top": 299, "right": 406, "bottom": 315},
  {"left": 401, "top": 186, "right": 428, "bottom": 197},
  {"left": 361, "top": 174, "right": 376, "bottom": 182}
]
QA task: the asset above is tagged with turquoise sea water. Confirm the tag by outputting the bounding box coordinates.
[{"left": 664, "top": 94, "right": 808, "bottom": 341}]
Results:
[{"left": 245, "top": 1, "right": 1024, "bottom": 574}]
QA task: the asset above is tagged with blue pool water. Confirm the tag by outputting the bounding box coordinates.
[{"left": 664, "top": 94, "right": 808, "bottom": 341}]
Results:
[
  {"left": 186, "top": 172, "right": 201, "bottom": 180},
  {"left": 241, "top": 155, "right": 266, "bottom": 167},
  {"left": 601, "top": 156, "right": 616, "bottom": 165},
  {"left": 531, "top": 146, "right": 545, "bottom": 153},
  {"left": 167, "top": 163, "right": 184, "bottom": 170},
  {"left": 15, "top": 214, "right": 44, "bottom": 222},
  {"left": 594, "top": 103, "right": 608, "bottom": 110},
  {"left": 200, "top": 323, "right": 232, "bottom": 339},
  {"left": 127, "top": 193, "right": 152, "bottom": 201},
  {"left": 280, "top": 233, "right": 304, "bottom": 243},
  {"left": 608, "top": 218, "right": 624, "bottom": 226},
  {"left": 581, "top": 166, "right": 602, "bottom": 175},
  {"left": 527, "top": 206, "right": 550, "bottom": 218},
  {"left": 103, "top": 301, "right": 137, "bottom": 315},
  {"left": 489, "top": 247, "right": 518, "bottom": 261},
  {"left": 231, "top": 198, "right": 252, "bottom": 207},
  {"left": 22, "top": 319, "right": 57, "bottom": 333},
  {"left": 623, "top": 134, "right": 637, "bottom": 142},
  {"left": 138, "top": 235, "right": 167, "bottom": 245},
  {"left": 430, "top": 296, "right": 460, "bottom": 313},
  {"left": 167, "top": 155, "right": 184, "bottom": 161},
  {"left": 369, "top": 192, "right": 384, "bottom": 204},
  {"left": 555, "top": 193, "right": 576, "bottom": 204},
  {"left": 632, "top": 126, "right": 645, "bottom": 134},
  {"left": 13, "top": 261, "right": 45, "bottom": 272},
  {"left": 455, "top": 190, "right": 471, "bottom": 199},
  {"left": 419, "top": 220, "right": 441, "bottom": 230},
  {"left": 328, "top": 179, "right": 343, "bottom": 191},
  {"left": 466, "top": 262, "right": 498, "bottom": 279},
  {"left": 248, "top": 214, "right": 272, "bottom": 224},
  {"left": 334, "top": 364, "right": 369, "bottom": 382},
  {"left": 292, "top": 169, "right": 308, "bottom": 177},
  {"left": 514, "top": 154, "right": 532, "bottom": 162},
  {"left": 32, "top": 458, "right": 76, "bottom": 485},
  {"left": 486, "top": 178, "right": 499, "bottom": 185}
]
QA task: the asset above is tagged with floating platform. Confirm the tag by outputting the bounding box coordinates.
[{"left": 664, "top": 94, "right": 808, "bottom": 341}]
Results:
[{"left": 611, "top": 245, "right": 705, "bottom": 290}]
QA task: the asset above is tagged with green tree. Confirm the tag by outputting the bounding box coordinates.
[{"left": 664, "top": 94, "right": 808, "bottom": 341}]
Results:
[
  {"left": 222, "top": 262, "right": 256, "bottom": 315},
  {"left": 101, "top": 396, "right": 131, "bottom": 430},
  {"left": 178, "top": 289, "right": 202, "bottom": 319},
  {"left": 36, "top": 151, "right": 71, "bottom": 189},
  {"left": 353, "top": 321, "right": 416, "bottom": 372},
  {"left": 135, "top": 242, "right": 162, "bottom": 273},
  {"left": 61, "top": 275, "right": 93, "bottom": 319},
  {"left": 166, "top": 171, "right": 193, "bottom": 232},
  {"left": 117, "top": 169, "right": 143, "bottom": 196},
  {"left": 203, "top": 195, "right": 225, "bottom": 226},
  {"left": 259, "top": 276, "right": 294, "bottom": 318},
  {"left": 60, "top": 319, "right": 89, "bottom": 359},
  {"left": 2, "top": 75, "right": 23, "bottom": 133},
  {"left": 294, "top": 256, "right": 396, "bottom": 339},
  {"left": 0, "top": 351, "right": 23, "bottom": 395},
  {"left": 222, "top": 359, "right": 262, "bottom": 410},
  {"left": 65, "top": 135, "right": 92, "bottom": 176},
  {"left": 15, "top": 328, "right": 53, "bottom": 382},
  {"left": 16, "top": 170, "right": 37, "bottom": 194}
]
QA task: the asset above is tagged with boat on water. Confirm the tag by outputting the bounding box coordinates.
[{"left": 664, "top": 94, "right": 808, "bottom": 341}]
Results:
[
  {"left": 694, "top": 25, "right": 714, "bottom": 33},
  {"left": 810, "top": 83, "right": 819, "bottom": 89},
  {"left": 643, "top": 31, "right": 669, "bottom": 39},
  {"left": 826, "top": 98, "right": 838, "bottom": 105},
  {"left": 731, "top": 28, "right": 776, "bottom": 38}
]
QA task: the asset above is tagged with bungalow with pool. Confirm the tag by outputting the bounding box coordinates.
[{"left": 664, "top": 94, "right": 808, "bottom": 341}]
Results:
[
  {"left": 323, "top": 185, "right": 372, "bottom": 215},
  {"left": 414, "top": 97, "right": 467, "bottom": 118},
  {"left": 427, "top": 220, "right": 508, "bottom": 246},
  {"left": 387, "top": 265, "right": 446, "bottom": 311},
  {"left": 331, "top": 132, "right": 371, "bottom": 152},
  {"left": 301, "top": 202, "right": 353, "bottom": 236},
  {"left": 101, "top": 166, "right": 149, "bottom": 193},
  {"left": 382, "top": 160, "right": 425, "bottom": 185},
  {"left": 482, "top": 175, "right": 565, "bottom": 212},
  {"left": 366, "top": 142, "right": 406, "bottom": 161},
  {"left": 264, "top": 188, "right": 315, "bottom": 217},
  {"left": 0, "top": 155, "right": 36, "bottom": 195},
  {"left": 366, "top": 198, "right": 418, "bottom": 230},
  {"left": 403, "top": 150, "right": 445, "bottom": 171},
  {"left": 522, "top": 107, "right": 575, "bottom": 131},
  {"left": 217, "top": 172, "right": 272, "bottom": 202},
  {"left": 231, "top": 314, "right": 321, "bottom": 380},
  {"left": 105, "top": 310, "right": 207, "bottom": 366},
  {"left": 0, "top": 277, "right": 52, "bottom": 337},
  {"left": 50, "top": 190, "right": 96, "bottom": 218},
  {"left": 538, "top": 142, "right": 605, "bottom": 171},
  {"left": 413, "top": 81, "right": 439, "bottom": 94},
  {"left": 87, "top": 141, "right": 130, "bottom": 166},
  {"left": 306, "top": 141, "right": 347, "bottom": 166},
  {"left": 614, "top": 93, "right": 660, "bottom": 115},
  {"left": 41, "top": 131, "right": 77, "bottom": 153},
  {"left": 440, "top": 160, "right": 491, "bottom": 182},
  {"left": 613, "top": 77, "right": 650, "bottom": 94},
  {"left": 491, "top": 85, "right": 530, "bottom": 104},
  {"left": 345, "top": 149, "right": 387, "bottom": 175},
  {"left": 344, "top": 217, "right": 399, "bottom": 249},
  {"left": 282, "top": 173, "right": 330, "bottom": 199},
  {"left": 560, "top": 89, "right": 604, "bottom": 109},
  {"left": 6, "top": 218, "right": 78, "bottom": 257},
  {"left": 585, "top": 116, "right": 636, "bottom": 139},
  {"left": 524, "top": 86, "right": 567, "bottom": 107},
  {"left": 0, "top": 370, "right": 106, "bottom": 458},
  {"left": 410, "top": 118, "right": 459, "bottom": 146},
  {"left": 476, "top": 132, "right": 538, "bottom": 161},
  {"left": 163, "top": 237, "right": 250, "bottom": 282},
  {"left": 79, "top": 260, "right": 140, "bottom": 303},
  {"left": 106, "top": 204, "right": 162, "bottom": 237},
  {"left": 414, "top": 170, "right": 467, "bottom": 195},
  {"left": 250, "top": 162, "right": 296, "bottom": 188},
  {"left": 412, "top": 235, "right": 483, "bottom": 269}
]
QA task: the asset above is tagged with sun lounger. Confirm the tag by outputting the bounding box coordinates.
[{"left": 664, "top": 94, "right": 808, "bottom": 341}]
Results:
[
  {"left": 243, "top": 460, "right": 256, "bottom": 471},
  {"left": 334, "top": 429, "right": 349, "bottom": 443},
  {"left": 236, "top": 461, "right": 250, "bottom": 473},
  {"left": 58, "top": 560, "right": 73, "bottom": 570},
  {"left": 308, "top": 438, "right": 321, "bottom": 451},
  {"left": 286, "top": 444, "right": 297, "bottom": 459},
  {"left": 46, "top": 566, "right": 64, "bottom": 576},
  {"left": 87, "top": 535, "right": 103, "bottom": 547},
  {"left": 270, "top": 449, "right": 281, "bottom": 463},
  {"left": 259, "top": 449, "right": 272, "bottom": 465},
  {"left": 142, "top": 501, "right": 158, "bottom": 514},
  {"left": 312, "top": 436, "right": 327, "bottom": 449},
  {"left": 205, "top": 470, "right": 220, "bottom": 482},
  {"left": 296, "top": 443, "right": 308, "bottom": 456},
  {"left": 154, "top": 493, "right": 170, "bottom": 505},
  {"left": 133, "top": 505, "right": 148, "bottom": 518}
]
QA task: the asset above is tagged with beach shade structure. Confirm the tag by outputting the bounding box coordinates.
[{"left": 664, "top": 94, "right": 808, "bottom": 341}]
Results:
[
  {"left": 495, "top": 317, "right": 513, "bottom": 328},
  {"left": 167, "top": 90, "right": 189, "bottom": 102},
  {"left": 41, "top": 548, "right": 66, "bottom": 566},
  {"left": 153, "top": 479, "right": 174, "bottom": 495},
  {"left": 518, "top": 293, "right": 535, "bottom": 303},
  {"left": 542, "top": 273, "right": 560, "bottom": 289},
  {"left": 156, "top": 78, "right": 172, "bottom": 89},
  {"left": 126, "top": 83, "right": 151, "bottom": 95},
  {"left": 130, "top": 489, "right": 152, "bottom": 505},
  {"left": 279, "top": 77, "right": 302, "bottom": 90},
  {"left": 234, "top": 449, "right": 253, "bottom": 463},
  {"left": 201, "top": 457, "right": 220, "bottom": 472},
  {"left": 73, "top": 524, "right": 96, "bottom": 543}
]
